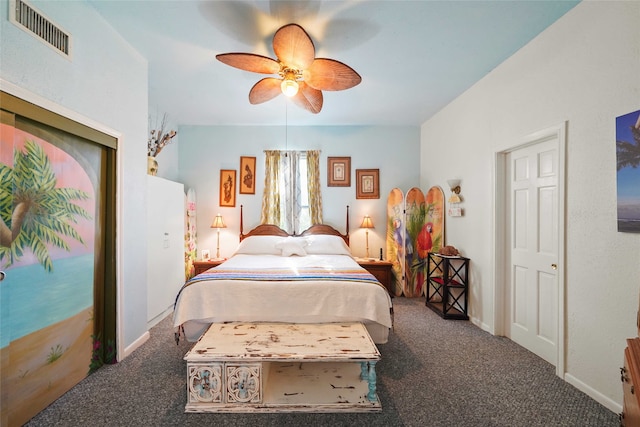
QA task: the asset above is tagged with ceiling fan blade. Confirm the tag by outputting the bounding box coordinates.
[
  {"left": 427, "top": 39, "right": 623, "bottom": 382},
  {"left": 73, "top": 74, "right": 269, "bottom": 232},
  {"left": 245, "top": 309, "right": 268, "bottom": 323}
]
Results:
[
  {"left": 216, "top": 53, "right": 280, "bottom": 74},
  {"left": 249, "top": 78, "right": 282, "bottom": 104},
  {"left": 303, "top": 58, "right": 362, "bottom": 91},
  {"left": 291, "top": 82, "right": 323, "bottom": 114},
  {"left": 273, "top": 24, "right": 315, "bottom": 70}
]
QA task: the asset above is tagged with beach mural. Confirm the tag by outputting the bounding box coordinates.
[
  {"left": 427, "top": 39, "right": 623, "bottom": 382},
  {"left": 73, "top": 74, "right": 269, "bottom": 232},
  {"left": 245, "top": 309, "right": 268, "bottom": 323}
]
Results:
[
  {"left": 616, "top": 109, "right": 640, "bottom": 233},
  {"left": 1, "top": 121, "right": 97, "bottom": 426}
]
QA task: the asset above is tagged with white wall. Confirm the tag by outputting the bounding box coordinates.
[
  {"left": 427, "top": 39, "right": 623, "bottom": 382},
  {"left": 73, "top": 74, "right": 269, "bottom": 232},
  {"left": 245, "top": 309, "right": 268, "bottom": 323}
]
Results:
[
  {"left": 420, "top": 1, "right": 640, "bottom": 410},
  {"left": 0, "top": 1, "right": 150, "bottom": 355},
  {"left": 177, "top": 124, "right": 420, "bottom": 260}
]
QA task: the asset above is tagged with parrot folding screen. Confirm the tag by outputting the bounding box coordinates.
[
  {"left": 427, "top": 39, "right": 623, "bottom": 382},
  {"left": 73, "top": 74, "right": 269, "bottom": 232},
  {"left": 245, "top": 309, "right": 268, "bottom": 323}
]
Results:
[{"left": 385, "top": 186, "right": 445, "bottom": 297}]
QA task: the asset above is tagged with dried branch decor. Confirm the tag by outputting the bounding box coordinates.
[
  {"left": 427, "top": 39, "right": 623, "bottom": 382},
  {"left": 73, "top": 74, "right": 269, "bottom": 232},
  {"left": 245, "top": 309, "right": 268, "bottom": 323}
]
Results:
[{"left": 147, "top": 114, "right": 177, "bottom": 157}]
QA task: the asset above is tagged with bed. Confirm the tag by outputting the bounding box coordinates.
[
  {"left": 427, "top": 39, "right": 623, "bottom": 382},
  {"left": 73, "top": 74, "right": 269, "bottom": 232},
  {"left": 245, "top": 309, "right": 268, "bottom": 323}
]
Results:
[{"left": 173, "top": 208, "right": 393, "bottom": 344}]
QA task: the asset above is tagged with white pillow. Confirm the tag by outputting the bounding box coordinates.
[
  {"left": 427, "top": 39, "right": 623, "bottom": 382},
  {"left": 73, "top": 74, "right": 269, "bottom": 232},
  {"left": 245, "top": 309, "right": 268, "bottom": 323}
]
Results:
[
  {"left": 275, "top": 236, "right": 308, "bottom": 256},
  {"left": 234, "top": 236, "right": 283, "bottom": 255},
  {"left": 304, "top": 235, "right": 352, "bottom": 255}
]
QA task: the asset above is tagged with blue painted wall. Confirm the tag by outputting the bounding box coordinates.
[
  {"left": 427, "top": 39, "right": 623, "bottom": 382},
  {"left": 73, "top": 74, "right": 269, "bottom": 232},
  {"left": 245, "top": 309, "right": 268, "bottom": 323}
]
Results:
[{"left": 177, "top": 124, "right": 420, "bottom": 259}]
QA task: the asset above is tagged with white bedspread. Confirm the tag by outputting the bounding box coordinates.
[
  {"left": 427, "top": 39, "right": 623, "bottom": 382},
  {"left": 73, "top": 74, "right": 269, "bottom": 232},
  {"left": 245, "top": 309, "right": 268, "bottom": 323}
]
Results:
[{"left": 173, "top": 254, "right": 393, "bottom": 343}]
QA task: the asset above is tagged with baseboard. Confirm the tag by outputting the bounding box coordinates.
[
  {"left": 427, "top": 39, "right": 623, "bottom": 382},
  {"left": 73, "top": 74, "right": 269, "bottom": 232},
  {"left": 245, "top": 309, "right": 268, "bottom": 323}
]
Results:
[
  {"left": 147, "top": 306, "right": 173, "bottom": 329},
  {"left": 564, "top": 372, "right": 621, "bottom": 414},
  {"left": 470, "top": 316, "right": 493, "bottom": 334},
  {"left": 121, "top": 331, "right": 150, "bottom": 360}
]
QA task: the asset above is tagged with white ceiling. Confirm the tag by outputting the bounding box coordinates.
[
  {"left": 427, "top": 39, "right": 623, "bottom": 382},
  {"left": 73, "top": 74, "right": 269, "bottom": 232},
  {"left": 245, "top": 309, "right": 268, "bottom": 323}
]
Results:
[{"left": 88, "top": 0, "right": 579, "bottom": 127}]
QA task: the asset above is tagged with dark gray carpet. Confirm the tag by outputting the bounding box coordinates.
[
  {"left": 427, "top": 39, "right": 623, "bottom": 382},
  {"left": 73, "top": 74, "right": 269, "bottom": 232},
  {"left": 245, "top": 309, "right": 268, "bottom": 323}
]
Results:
[{"left": 27, "top": 298, "right": 618, "bottom": 426}]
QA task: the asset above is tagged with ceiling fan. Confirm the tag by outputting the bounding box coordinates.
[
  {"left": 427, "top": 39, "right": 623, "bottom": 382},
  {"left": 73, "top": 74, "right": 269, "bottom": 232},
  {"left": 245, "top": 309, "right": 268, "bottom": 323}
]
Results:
[{"left": 216, "top": 23, "right": 361, "bottom": 114}]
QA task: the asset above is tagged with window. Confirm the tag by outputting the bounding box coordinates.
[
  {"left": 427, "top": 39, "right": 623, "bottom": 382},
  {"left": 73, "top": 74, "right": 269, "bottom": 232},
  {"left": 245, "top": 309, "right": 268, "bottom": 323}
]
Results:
[{"left": 261, "top": 150, "right": 322, "bottom": 234}]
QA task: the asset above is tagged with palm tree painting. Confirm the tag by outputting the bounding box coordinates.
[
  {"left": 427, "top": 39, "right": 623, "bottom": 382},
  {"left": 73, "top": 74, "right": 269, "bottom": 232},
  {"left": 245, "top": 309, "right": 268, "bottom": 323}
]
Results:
[
  {"left": 616, "top": 109, "right": 640, "bottom": 232},
  {"left": 0, "top": 140, "right": 91, "bottom": 270},
  {"left": 1, "top": 126, "right": 96, "bottom": 426}
]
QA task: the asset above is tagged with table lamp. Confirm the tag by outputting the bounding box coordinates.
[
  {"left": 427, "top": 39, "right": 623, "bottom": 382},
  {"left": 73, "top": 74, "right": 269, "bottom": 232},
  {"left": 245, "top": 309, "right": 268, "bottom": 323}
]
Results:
[
  {"left": 360, "top": 215, "right": 374, "bottom": 259},
  {"left": 210, "top": 213, "right": 226, "bottom": 259}
]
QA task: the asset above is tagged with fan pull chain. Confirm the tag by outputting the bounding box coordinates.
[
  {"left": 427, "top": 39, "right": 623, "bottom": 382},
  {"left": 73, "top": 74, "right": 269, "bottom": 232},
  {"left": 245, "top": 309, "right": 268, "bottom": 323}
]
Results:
[{"left": 285, "top": 101, "right": 288, "bottom": 156}]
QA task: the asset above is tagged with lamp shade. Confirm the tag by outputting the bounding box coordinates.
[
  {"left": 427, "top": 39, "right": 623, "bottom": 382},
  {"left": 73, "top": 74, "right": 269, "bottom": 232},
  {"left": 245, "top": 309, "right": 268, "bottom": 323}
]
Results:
[
  {"left": 211, "top": 214, "right": 226, "bottom": 229},
  {"left": 360, "top": 215, "right": 374, "bottom": 229}
]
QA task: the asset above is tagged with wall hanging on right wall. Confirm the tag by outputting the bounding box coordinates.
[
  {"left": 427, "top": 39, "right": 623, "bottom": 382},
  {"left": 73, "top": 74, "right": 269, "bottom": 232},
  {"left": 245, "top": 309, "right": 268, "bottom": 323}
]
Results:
[{"left": 616, "top": 109, "right": 640, "bottom": 233}]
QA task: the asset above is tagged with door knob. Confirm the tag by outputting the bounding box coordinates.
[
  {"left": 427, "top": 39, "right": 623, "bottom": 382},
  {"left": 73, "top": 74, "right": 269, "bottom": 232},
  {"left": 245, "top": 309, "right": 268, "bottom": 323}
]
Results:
[
  {"left": 0, "top": 271, "right": 5, "bottom": 281},
  {"left": 551, "top": 264, "right": 557, "bottom": 270}
]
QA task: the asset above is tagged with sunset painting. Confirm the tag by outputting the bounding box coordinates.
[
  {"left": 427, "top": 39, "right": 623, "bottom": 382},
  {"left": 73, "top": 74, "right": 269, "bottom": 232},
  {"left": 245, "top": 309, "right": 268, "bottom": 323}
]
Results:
[{"left": 616, "top": 109, "right": 640, "bottom": 233}]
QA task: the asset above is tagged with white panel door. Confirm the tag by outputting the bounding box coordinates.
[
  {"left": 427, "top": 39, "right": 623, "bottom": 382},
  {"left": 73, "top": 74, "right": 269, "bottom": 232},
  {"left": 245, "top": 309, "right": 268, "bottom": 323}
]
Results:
[{"left": 506, "top": 137, "right": 559, "bottom": 365}]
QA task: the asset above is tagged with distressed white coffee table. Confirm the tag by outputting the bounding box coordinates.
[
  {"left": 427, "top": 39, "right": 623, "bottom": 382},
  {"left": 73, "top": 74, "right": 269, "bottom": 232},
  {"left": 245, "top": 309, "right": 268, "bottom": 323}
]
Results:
[{"left": 184, "top": 322, "right": 381, "bottom": 413}]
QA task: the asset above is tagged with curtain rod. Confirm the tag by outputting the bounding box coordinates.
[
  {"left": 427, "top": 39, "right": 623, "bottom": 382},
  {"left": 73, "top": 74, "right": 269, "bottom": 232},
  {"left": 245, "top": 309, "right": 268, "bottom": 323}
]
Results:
[{"left": 262, "top": 149, "right": 322, "bottom": 153}]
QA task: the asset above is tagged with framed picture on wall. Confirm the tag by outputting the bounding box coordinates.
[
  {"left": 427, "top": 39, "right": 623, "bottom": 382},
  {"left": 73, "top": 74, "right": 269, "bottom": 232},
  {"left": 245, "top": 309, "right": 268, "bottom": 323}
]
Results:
[
  {"left": 327, "top": 157, "right": 351, "bottom": 187},
  {"left": 616, "top": 109, "right": 640, "bottom": 233},
  {"left": 239, "top": 156, "right": 256, "bottom": 194},
  {"left": 219, "top": 169, "right": 236, "bottom": 207},
  {"left": 356, "top": 169, "right": 380, "bottom": 199}
]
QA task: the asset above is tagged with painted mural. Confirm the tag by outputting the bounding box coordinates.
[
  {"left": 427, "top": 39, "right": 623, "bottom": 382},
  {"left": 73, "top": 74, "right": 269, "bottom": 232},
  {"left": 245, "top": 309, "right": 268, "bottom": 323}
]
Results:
[
  {"left": 385, "top": 186, "right": 444, "bottom": 298},
  {"left": 404, "top": 188, "right": 426, "bottom": 297},
  {"left": 616, "top": 109, "right": 640, "bottom": 233},
  {"left": 424, "top": 186, "right": 444, "bottom": 258},
  {"left": 0, "top": 124, "right": 96, "bottom": 426},
  {"left": 386, "top": 188, "right": 404, "bottom": 297},
  {"left": 185, "top": 187, "right": 197, "bottom": 280}
]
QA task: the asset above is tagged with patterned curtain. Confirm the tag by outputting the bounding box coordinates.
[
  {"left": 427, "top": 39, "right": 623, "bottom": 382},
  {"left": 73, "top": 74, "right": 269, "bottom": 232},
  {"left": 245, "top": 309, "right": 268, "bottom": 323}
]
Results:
[
  {"left": 306, "top": 150, "right": 323, "bottom": 224},
  {"left": 260, "top": 150, "right": 281, "bottom": 225}
]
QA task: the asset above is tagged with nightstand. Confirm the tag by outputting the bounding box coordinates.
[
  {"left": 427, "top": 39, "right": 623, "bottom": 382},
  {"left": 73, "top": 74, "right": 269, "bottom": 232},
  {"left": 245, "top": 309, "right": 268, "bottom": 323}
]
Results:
[
  {"left": 193, "top": 259, "right": 225, "bottom": 276},
  {"left": 357, "top": 260, "right": 393, "bottom": 296}
]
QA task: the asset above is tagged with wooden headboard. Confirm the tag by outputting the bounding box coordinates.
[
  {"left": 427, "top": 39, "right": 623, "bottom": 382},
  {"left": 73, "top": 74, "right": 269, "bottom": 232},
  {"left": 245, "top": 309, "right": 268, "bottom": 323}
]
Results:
[{"left": 239, "top": 205, "right": 350, "bottom": 245}]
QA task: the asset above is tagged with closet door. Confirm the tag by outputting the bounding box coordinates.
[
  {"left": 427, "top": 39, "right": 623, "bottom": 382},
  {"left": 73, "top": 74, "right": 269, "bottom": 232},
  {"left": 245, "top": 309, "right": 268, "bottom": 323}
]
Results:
[{"left": 1, "top": 99, "right": 115, "bottom": 426}]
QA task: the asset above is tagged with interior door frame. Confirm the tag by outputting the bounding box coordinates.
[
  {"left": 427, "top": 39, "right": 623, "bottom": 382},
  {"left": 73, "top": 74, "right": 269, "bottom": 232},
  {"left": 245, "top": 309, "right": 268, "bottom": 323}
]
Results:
[{"left": 494, "top": 122, "right": 567, "bottom": 378}]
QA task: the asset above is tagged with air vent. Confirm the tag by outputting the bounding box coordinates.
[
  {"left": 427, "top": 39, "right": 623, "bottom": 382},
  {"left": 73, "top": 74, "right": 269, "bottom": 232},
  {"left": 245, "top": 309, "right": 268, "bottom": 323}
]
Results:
[{"left": 10, "top": 0, "right": 71, "bottom": 57}]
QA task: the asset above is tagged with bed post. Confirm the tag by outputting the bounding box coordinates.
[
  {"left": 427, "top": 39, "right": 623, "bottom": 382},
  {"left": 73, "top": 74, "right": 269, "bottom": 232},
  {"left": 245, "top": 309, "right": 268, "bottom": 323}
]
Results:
[
  {"left": 346, "top": 205, "right": 350, "bottom": 237},
  {"left": 239, "top": 204, "right": 244, "bottom": 241}
]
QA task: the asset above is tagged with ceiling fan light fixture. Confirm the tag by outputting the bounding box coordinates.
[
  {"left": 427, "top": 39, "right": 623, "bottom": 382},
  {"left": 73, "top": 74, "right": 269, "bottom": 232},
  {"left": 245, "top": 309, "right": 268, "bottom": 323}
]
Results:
[
  {"left": 217, "top": 23, "right": 360, "bottom": 113},
  {"left": 280, "top": 70, "right": 299, "bottom": 97},
  {"left": 281, "top": 78, "right": 299, "bottom": 97}
]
